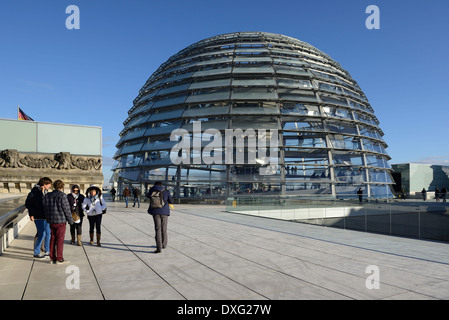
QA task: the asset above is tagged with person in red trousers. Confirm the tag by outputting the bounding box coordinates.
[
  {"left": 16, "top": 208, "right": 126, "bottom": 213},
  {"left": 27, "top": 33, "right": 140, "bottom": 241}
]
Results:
[{"left": 43, "top": 180, "right": 73, "bottom": 264}]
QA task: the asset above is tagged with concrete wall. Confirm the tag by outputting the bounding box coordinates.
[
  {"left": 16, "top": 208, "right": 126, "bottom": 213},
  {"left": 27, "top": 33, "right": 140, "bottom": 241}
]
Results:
[{"left": 0, "top": 119, "right": 102, "bottom": 156}]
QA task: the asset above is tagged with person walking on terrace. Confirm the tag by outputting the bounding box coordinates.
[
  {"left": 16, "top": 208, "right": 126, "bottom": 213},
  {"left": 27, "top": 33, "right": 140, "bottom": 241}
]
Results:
[
  {"left": 441, "top": 186, "right": 447, "bottom": 202},
  {"left": 435, "top": 187, "right": 440, "bottom": 202},
  {"left": 421, "top": 188, "right": 427, "bottom": 201},
  {"left": 133, "top": 187, "right": 141, "bottom": 208},
  {"left": 357, "top": 187, "right": 363, "bottom": 203},
  {"left": 122, "top": 187, "right": 131, "bottom": 208},
  {"left": 147, "top": 181, "right": 173, "bottom": 253},
  {"left": 26, "top": 177, "right": 52, "bottom": 259},
  {"left": 82, "top": 185, "right": 107, "bottom": 246},
  {"left": 67, "top": 185, "right": 85, "bottom": 246},
  {"left": 43, "top": 180, "right": 73, "bottom": 264}
]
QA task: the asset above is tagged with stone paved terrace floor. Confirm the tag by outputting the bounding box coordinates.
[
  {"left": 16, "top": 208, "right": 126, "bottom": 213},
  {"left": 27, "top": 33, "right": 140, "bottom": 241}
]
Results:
[{"left": 1, "top": 201, "right": 449, "bottom": 301}]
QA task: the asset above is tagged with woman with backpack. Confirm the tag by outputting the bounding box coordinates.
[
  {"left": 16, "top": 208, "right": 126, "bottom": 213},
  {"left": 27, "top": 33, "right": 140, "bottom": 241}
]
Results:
[{"left": 147, "top": 181, "right": 173, "bottom": 253}]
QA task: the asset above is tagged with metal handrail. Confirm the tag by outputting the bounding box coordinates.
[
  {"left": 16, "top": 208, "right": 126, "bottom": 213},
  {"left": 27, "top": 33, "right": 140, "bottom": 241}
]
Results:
[{"left": 0, "top": 196, "right": 27, "bottom": 237}]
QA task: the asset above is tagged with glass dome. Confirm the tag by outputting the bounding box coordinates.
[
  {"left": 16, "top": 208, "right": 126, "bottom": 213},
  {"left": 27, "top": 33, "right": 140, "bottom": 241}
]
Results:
[{"left": 113, "top": 32, "right": 394, "bottom": 199}]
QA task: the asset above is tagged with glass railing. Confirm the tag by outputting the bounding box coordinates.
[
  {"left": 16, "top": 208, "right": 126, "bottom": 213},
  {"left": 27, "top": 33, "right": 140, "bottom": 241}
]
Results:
[{"left": 225, "top": 194, "right": 449, "bottom": 242}]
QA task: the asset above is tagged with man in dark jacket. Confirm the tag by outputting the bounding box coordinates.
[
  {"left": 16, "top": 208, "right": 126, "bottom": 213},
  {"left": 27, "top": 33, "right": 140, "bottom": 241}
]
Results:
[
  {"left": 26, "top": 177, "right": 52, "bottom": 259},
  {"left": 147, "top": 181, "right": 173, "bottom": 253},
  {"left": 43, "top": 180, "right": 73, "bottom": 264}
]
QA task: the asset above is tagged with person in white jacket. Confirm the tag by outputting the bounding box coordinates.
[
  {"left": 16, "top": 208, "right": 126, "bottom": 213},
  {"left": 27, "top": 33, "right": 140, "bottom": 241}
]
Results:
[{"left": 82, "top": 185, "right": 107, "bottom": 246}]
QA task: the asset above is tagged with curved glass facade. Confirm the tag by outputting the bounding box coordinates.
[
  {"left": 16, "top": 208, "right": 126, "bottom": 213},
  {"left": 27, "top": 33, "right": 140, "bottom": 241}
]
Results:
[{"left": 113, "top": 32, "right": 394, "bottom": 199}]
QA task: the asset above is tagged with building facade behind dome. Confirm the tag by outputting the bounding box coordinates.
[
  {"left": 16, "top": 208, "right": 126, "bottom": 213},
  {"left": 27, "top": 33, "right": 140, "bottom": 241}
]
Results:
[{"left": 112, "top": 32, "right": 394, "bottom": 199}]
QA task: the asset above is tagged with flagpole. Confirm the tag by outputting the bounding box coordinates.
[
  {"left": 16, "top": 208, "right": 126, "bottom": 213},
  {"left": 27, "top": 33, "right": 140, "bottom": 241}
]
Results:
[{"left": 17, "top": 105, "right": 19, "bottom": 120}]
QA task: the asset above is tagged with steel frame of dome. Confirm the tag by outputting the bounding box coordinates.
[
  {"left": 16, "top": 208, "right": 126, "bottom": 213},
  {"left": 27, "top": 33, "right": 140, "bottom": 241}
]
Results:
[{"left": 112, "top": 32, "right": 394, "bottom": 200}]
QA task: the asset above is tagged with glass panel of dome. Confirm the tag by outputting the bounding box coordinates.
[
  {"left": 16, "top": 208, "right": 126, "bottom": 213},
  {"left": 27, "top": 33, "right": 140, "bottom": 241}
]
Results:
[
  {"left": 193, "top": 67, "right": 232, "bottom": 77},
  {"left": 162, "top": 72, "right": 195, "bottom": 85},
  {"left": 358, "top": 125, "right": 381, "bottom": 140},
  {"left": 319, "top": 82, "right": 344, "bottom": 94},
  {"left": 274, "top": 65, "right": 309, "bottom": 76},
  {"left": 194, "top": 57, "right": 234, "bottom": 67},
  {"left": 145, "top": 121, "right": 183, "bottom": 136},
  {"left": 281, "top": 103, "right": 320, "bottom": 116},
  {"left": 349, "top": 100, "right": 372, "bottom": 112},
  {"left": 277, "top": 90, "right": 317, "bottom": 103},
  {"left": 272, "top": 58, "right": 307, "bottom": 67},
  {"left": 326, "top": 121, "right": 358, "bottom": 135},
  {"left": 282, "top": 120, "right": 324, "bottom": 132},
  {"left": 328, "top": 135, "right": 361, "bottom": 150},
  {"left": 335, "top": 168, "right": 365, "bottom": 183},
  {"left": 186, "top": 89, "right": 231, "bottom": 103},
  {"left": 232, "top": 66, "right": 275, "bottom": 74},
  {"left": 370, "top": 185, "right": 393, "bottom": 198},
  {"left": 189, "top": 79, "right": 231, "bottom": 90},
  {"left": 117, "top": 127, "right": 147, "bottom": 145},
  {"left": 284, "top": 136, "right": 326, "bottom": 148},
  {"left": 136, "top": 89, "right": 160, "bottom": 104},
  {"left": 142, "top": 151, "right": 171, "bottom": 165},
  {"left": 182, "top": 119, "right": 228, "bottom": 131},
  {"left": 183, "top": 104, "right": 229, "bottom": 117},
  {"left": 362, "top": 139, "right": 384, "bottom": 153},
  {"left": 332, "top": 153, "right": 364, "bottom": 166},
  {"left": 158, "top": 82, "right": 191, "bottom": 96},
  {"left": 285, "top": 166, "right": 330, "bottom": 180},
  {"left": 129, "top": 101, "right": 154, "bottom": 117},
  {"left": 228, "top": 167, "right": 281, "bottom": 182},
  {"left": 125, "top": 114, "right": 151, "bottom": 129},
  {"left": 234, "top": 57, "right": 272, "bottom": 64},
  {"left": 152, "top": 95, "right": 188, "bottom": 109},
  {"left": 277, "top": 78, "right": 312, "bottom": 88},
  {"left": 322, "top": 106, "right": 353, "bottom": 120},
  {"left": 320, "top": 95, "right": 349, "bottom": 107},
  {"left": 231, "top": 78, "right": 276, "bottom": 86},
  {"left": 232, "top": 118, "right": 279, "bottom": 130},
  {"left": 368, "top": 169, "right": 392, "bottom": 183},
  {"left": 284, "top": 150, "right": 329, "bottom": 164},
  {"left": 119, "top": 142, "right": 144, "bottom": 156},
  {"left": 118, "top": 170, "right": 140, "bottom": 182},
  {"left": 148, "top": 108, "right": 185, "bottom": 122},
  {"left": 232, "top": 102, "right": 279, "bottom": 115},
  {"left": 354, "top": 112, "right": 376, "bottom": 125},
  {"left": 141, "top": 139, "right": 177, "bottom": 152},
  {"left": 234, "top": 48, "right": 269, "bottom": 53},
  {"left": 231, "top": 87, "right": 278, "bottom": 100}
]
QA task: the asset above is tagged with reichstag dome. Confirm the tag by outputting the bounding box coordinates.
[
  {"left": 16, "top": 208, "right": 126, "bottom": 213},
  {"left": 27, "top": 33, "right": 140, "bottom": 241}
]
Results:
[{"left": 112, "top": 32, "right": 394, "bottom": 199}]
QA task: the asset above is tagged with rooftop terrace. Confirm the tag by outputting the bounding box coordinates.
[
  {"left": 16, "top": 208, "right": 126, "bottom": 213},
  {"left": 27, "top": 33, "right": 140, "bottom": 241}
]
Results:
[{"left": 1, "top": 201, "right": 449, "bottom": 301}]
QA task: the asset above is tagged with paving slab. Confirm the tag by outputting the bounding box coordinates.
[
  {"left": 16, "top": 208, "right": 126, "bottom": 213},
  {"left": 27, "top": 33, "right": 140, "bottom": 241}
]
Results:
[{"left": 1, "top": 201, "right": 449, "bottom": 300}]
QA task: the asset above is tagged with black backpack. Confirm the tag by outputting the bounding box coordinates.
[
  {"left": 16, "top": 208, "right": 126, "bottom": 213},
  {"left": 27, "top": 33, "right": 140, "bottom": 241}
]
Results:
[{"left": 149, "top": 190, "right": 165, "bottom": 209}]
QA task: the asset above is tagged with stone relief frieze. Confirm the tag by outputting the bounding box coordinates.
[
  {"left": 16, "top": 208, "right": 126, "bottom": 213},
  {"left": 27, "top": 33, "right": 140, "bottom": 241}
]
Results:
[{"left": 0, "top": 149, "right": 102, "bottom": 171}]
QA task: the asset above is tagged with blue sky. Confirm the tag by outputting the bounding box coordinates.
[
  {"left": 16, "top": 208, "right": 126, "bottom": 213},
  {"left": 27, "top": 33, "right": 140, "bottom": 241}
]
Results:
[{"left": 0, "top": 0, "right": 448, "bottom": 184}]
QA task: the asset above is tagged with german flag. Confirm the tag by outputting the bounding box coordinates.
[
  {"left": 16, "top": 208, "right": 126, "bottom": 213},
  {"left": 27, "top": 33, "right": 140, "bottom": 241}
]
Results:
[{"left": 18, "top": 107, "right": 34, "bottom": 121}]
